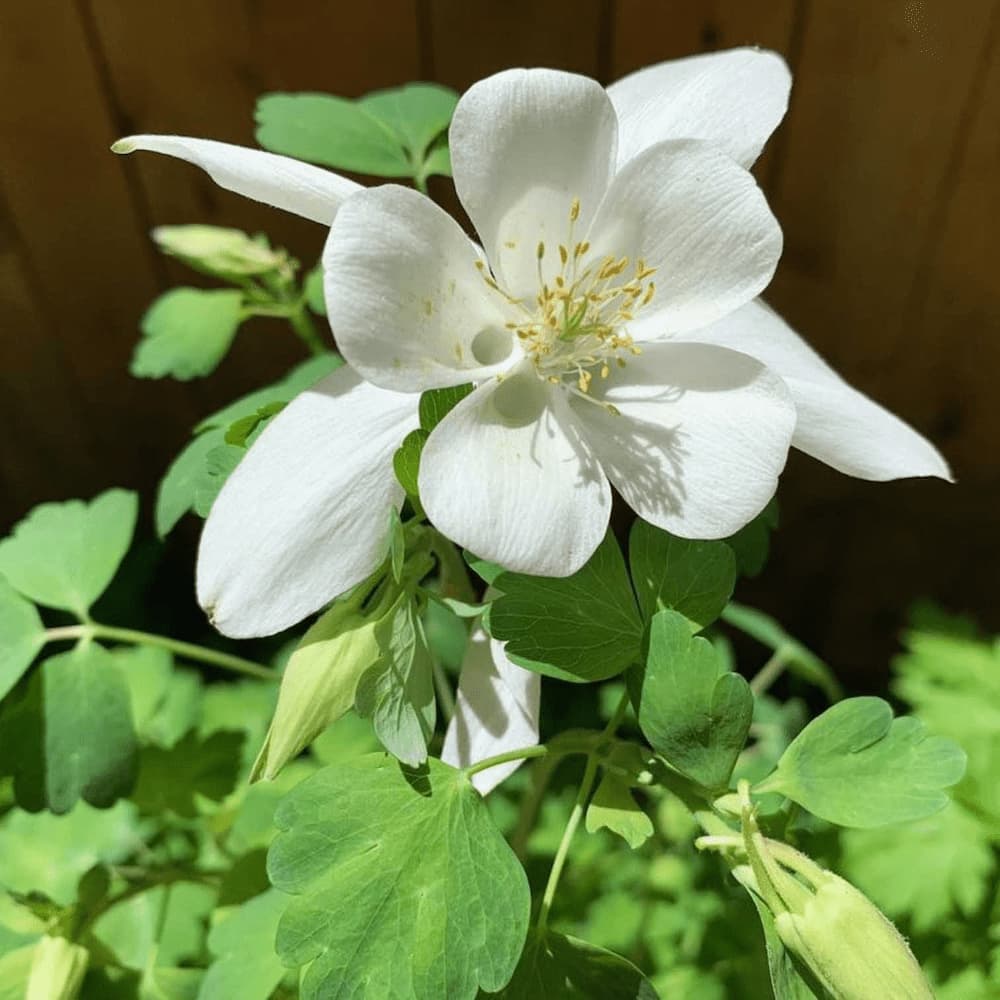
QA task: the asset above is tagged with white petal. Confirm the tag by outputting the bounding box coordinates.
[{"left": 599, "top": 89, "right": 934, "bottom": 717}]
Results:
[
  {"left": 587, "top": 140, "right": 782, "bottom": 336},
  {"left": 112, "top": 135, "right": 360, "bottom": 225},
  {"left": 608, "top": 47, "right": 791, "bottom": 170},
  {"left": 197, "top": 366, "right": 419, "bottom": 638},
  {"left": 324, "top": 184, "right": 518, "bottom": 392},
  {"left": 449, "top": 68, "right": 618, "bottom": 299},
  {"left": 682, "top": 300, "right": 953, "bottom": 481},
  {"left": 418, "top": 368, "right": 612, "bottom": 576},
  {"left": 573, "top": 342, "right": 796, "bottom": 538},
  {"left": 442, "top": 629, "right": 541, "bottom": 795}
]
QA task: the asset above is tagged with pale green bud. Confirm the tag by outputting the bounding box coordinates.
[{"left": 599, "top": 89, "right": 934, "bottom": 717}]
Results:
[
  {"left": 774, "top": 868, "right": 933, "bottom": 1000},
  {"left": 252, "top": 600, "right": 381, "bottom": 781},
  {"left": 152, "top": 225, "right": 285, "bottom": 278},
  {"left": 26, "top": 936, "right": 88, "bottom": 1000}
]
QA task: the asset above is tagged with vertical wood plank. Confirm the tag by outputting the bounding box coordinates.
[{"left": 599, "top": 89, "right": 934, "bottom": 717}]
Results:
[
  {"left": 746, "top": 0, "right": 1000, "bottom": 673},
  {"left": 0, "top": 0, "right": 200, "bottom": 525},
  {"left": 427, "top": 0, "right": 605, "bottom": 90}
]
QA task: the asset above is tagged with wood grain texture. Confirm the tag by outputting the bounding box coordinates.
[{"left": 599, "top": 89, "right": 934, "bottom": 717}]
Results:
[{"left": 0, "top": 0, "right": 199, "bottom": 518}]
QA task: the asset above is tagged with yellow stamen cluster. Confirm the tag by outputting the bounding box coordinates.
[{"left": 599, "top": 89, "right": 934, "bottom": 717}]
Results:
[{"left": 479, "top": 199, "right": 656, "bottom": 413}]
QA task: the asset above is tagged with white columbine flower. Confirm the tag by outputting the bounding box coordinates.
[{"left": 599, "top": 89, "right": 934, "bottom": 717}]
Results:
[{"left": 115, "top": 51, "right": 949, "bottom": 786}]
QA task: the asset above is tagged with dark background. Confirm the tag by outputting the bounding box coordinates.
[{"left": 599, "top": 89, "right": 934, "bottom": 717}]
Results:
[{"left": 1, "top": 0, "right": 997, "bottom": 683}]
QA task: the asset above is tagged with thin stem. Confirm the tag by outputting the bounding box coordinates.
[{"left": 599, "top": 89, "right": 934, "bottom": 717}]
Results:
[
  {"left": 44, "top": 624, "right": 275, "bottom": 681},
  {"left": 536, "top": 690, "right": 632, "bottom": 931},
  {"left": 413, "top": 171, "right": 430, "bottom": 196},
  {"left": 465, "top": 744, "right": 553, "bottom": 778},
  {"left": 750, "top": 648, "right": 791, "bottom": 697},
  {"left": 537, "top": 752, "right": 599, "bottom": 932},
  {"left": 431, "top": 658, "right": 456, "bottom": 723},
  {"left": 286, "top": 301, "right": 326, "bottom": 356}
]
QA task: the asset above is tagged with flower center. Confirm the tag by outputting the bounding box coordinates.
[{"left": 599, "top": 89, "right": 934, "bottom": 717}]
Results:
[{"left": 477, "top": 198, "right": 656, "bottom": 415}]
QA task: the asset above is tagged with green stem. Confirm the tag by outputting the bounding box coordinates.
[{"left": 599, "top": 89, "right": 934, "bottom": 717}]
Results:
[
  {"left": 286, "top": 301, "right": 326, "bottom": 356},
  {"left": 413, "top": 171, "right": 430, "bottom": 196},
  {"left": 432, "top": 658, "right": 456, "bottom": 723},
  {"left": 750, "top": 648, "right": 791, "bottom": 696},
  {"left": 536, "top": 690, "right": 632, "bottom": 931},
  {"left": 464, "top": 744, "right": 554, "bottom": 778},
  {"left": 44, "top": 624, "right": 275, "bottom": 681}
]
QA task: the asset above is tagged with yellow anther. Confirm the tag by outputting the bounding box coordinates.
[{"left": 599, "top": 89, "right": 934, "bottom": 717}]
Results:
[
  {"left": 559, "top": 244, "right": 568, "bottom": 265},
  {"left": 570, "top": 197, "right": 580, "bottom": 222},
  {"left": 600, "top": 363, "right": 610, "bottom": 378},
  {"left": 548, "top": 375, "right": 560, "bottom": 384},
  {"left": 642, "top": 282, "right": 656, "bottom": 305},
  {"left": 605, "top": 404, "right": 621, "bottom": 417},
  {"left": 537, "top": 241, "right": 546, "bottom": 259}
]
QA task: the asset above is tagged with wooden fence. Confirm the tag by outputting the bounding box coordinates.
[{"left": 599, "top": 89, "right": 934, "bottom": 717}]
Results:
[{"left": 1, "top": 0, "right": 998, "bottom": 673}]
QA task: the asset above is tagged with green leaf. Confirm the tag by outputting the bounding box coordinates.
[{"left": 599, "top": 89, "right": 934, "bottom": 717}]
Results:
[
  {"left": 419, "top": 384, "right": 474, "bottom": 432},
  {"left": 488, "top": 929, "right": 659, "bottom": 999},
  {"left": 268, "top": 755, "right": 530, "bottom": 999},
  {"left": 303, "top": 265, "right": 326, "bottom": 315},
  {"left": 155, "top": 432, "right": 220, "bottom": 539},
  {"left": 224, "top": 401, "right": 285, "bottom": 447},
  {"left": 193, "top": 445, "right": 243, "bottom": 518},
  {"left": 0, "top": 577, "right": 44, "bottom": 701},
  {"left": 721, "top": 603, "right": 842, "bottom": 702},
  {"left": 584, "top": 773, "right": 653, "bottom": 849},
  {"left": 634, "top": 609, "right": 752, "bottom": 791},
  {"left": 93, "top": 882, "right": 216, "bottom": 972},
  {"left": 197, "top": 353, "right": 343, "bottom": 433},
  {"left": 359, "top": 83, "right": 459, "bottom": 160},
  {"left": 132, "top": 288, "right": 244, "bottom": 380},
  {"left": 0, "top": 490, "right": 137, "bottom": 617},
  {"left": 256, "top": 93, "right": 412, "bottom": 176},
  {"left": 745, "top": 891, "right": 818, "bottom": 1000},
  {"left": 355, "top": 594, "right": 435, "bottom": 766},
  {"left": 724, "top": 498, "right": 779, "bottom": 578},
  {"left": 628, "top": 520, "right": 736, "bottom": 631},
  {"left": 131, "top": 731, "right": 243, "bottom": 818},
  {"left": 0, "top": 802, "right": 139, "bottom": 905},
  {"left": 422, "top": 142, "right": 452, "bottom": 179},
  {"left": 756, "top": 697, "right": 967, "bottom": 827},
  {"left": 392, "top": 429, "right": 429, "bottom": 498},
  {"left": 197, "top": 890, "right": 287, "bottom": 1000},
  {"left": 39, "top": 644, "right": 138, "bottom": 812},
  {"left": 490, "top": 532, "right": 643, "bottom": 683},
  {"left": 0, "top": 643, "right": 138, "bottom": 813},
  {"left": 840, "top": 804, "right": 995, "bottom": 932}
]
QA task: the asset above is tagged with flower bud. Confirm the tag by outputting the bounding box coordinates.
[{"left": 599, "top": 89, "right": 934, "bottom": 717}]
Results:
[
  {"left": 152, "top": 225, "right": 286, "bottom": 278},
  {"left": 773, "top": 868, "right": 933, "bottom": 1000},
  {"left": 252, "top": 599, "right": 382, "bottom": 781},
  {"left": 27, "top": 936, "right": 88, "bottom": 1000}
]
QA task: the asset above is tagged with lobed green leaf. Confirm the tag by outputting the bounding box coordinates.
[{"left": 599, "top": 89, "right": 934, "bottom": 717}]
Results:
[
  {"left": 490, "top": 532, "right": 643, "bottom": 683},
  {"left": 0, "top": 578, "right": 45, "bottom": 702},
  {"left": 268, "top": 755, "right": 530, "bottom": 999},
  {"left": 628, "top": 520, "right": 736, "bottom": 632},
  {"left": 756, "top": 697, "right": 967, "bottom": 827},
  {"left": 0, "top": 490, "right": 137, "bottom": 617},
  {"left": 633, "top": 609, "right": 752, "bottom": 791},
  {"left": 132, "top": 287, "right": 244, "bottom": 381}
]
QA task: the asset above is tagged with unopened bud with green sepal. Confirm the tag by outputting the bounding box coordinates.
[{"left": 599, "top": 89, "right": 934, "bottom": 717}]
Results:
[
  {"left": 26, "top": 936, "right": 88, "bottom": 1000},
  {"left": 728, "top": 784, "right": 933, "bottom": 1000},
  {"left": 252, "top": 596, "right": 382, "bottom": 781},
  {"left": 152, "top": 224, "right": 289, "bottom": 280},
  {"left": 773, "top": 866, "right": 933, "bottom": 1000}
]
